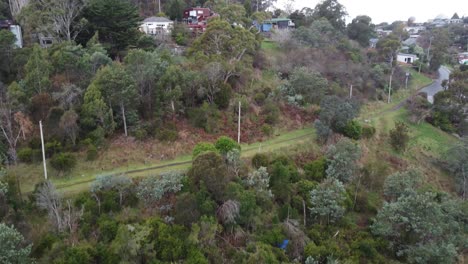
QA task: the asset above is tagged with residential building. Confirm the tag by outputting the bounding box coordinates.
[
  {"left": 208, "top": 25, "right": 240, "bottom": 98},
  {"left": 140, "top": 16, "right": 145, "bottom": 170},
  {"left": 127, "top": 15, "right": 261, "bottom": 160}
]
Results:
[
  {"left": 140, "top": 16, "right": 174, "bottom": 35},
  {"left": 183, "top": 7, "right": 218, "bottom": 32},
  {"left": 0, "top": 20, "right": 23, "bottom": 48},
  {"left": 397, "top": 53, "right": 418, "bottom": 64},
  {"left": 255, "top": 18, "right": 295, "bottom": 32}
]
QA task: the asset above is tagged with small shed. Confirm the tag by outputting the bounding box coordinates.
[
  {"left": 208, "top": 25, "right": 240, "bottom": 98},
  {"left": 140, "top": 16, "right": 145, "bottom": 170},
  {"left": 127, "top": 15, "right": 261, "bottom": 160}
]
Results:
[{"left": 397, "top": 53, "right": 418, "bottom": 64}]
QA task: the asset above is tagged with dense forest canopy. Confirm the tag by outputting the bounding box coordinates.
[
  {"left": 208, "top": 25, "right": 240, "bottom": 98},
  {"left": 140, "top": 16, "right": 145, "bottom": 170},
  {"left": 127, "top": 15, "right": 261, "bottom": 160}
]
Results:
[{"left": 0, "top": 0, "right": 467, "bottom": 263}]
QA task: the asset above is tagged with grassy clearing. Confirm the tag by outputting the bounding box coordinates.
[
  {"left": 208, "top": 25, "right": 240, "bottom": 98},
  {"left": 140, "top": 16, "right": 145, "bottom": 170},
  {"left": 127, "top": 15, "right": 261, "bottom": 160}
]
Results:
[
  {"left": 15, "top": 127, "right": 316, "bottom": 196},
  {"left": 360, "top": 68, "right": 433, "bottom": 120},
  {"left": 261, "top": 39, "right": 279, "bottom": 51}
]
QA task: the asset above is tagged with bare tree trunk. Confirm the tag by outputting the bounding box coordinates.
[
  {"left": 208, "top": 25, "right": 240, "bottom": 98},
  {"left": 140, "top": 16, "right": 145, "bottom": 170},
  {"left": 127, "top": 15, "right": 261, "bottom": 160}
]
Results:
[
  {"left": 302, "top": 199, "right": 306, "bottom": 226},
  {"left": 121, "top": 104, "right": 128, "bottom": 137}
]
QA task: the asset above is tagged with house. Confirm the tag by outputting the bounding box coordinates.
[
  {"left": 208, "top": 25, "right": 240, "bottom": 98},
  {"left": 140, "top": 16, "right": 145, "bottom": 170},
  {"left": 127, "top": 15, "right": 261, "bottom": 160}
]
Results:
[
  {"left": 140, "top": 16, "right": 173, "bottom": 35},
  {"left": 458, "top": 52, "right": 468, "bottom": 64},
  {"left": 369, "top": 38, "right": 379, "bottom": 48},
  {"left": 404, "top": 26, "right": 425, "bottom": 34},
  {"left": 0, "top": 20, "right": 23, "bottom": 48},
  {"left": 397, "top": 53, "right": 418, "bottom": 64},
  {"left": 255, "top": 18, "right": 295, "bottom": 32},
  {"left": 402, "top": 35, "right": 419, "bottom": 46},
  {"left": 183, "top": 7, "right": 218, "bottom": 32}
]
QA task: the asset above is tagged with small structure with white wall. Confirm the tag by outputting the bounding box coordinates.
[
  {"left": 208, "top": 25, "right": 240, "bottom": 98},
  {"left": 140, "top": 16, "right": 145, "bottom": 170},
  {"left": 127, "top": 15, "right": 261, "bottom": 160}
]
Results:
[
  {"left": 140, "top": 17, "right": 174, "bottom": 35},
  {"left": 0, "top": 20, "right": 23, "bottom": 48},
  {"left": 397, "top": 53, "right": 418, "bottom": 64}
]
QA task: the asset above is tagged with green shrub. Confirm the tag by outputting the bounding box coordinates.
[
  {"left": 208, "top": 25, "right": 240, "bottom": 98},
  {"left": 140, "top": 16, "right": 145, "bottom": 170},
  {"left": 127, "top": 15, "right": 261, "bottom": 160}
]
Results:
[
  {"left": 251, "top": 153, "right": 269, "bottom": 169},
  {"left": 262, "top": 101, "right": 280, "bottom": 125},
  {"left": 89, "top": 127, "right": 105, "bottom": 146},
  {"left": 361, "top": 125, "right": 376, "bottom": 139},
  {"left": 261, "top": 124, "right": 273, "bottom": 136},
  {"left": 192, "top": 142, "right": 217, "bottom": 159},
  {"left": 188, "top": 102, "right": 220, "bottom": 133},
  {"left": 215, "top": 136, "right": 240, "bottom": 155},
  {"left": 98, "top": 216, "right": 118, "bottom": 242},
  {"left": 254, "top": 92, "right": 266, "bottom": 105},
  {"left": 389, "top": 122, "right": 410, "bottom": 151},
  {"left": 303, "top": 157, "right": 327, "bottom": 181},
  {"left": 31, "top": 233, "right": 58, "bottom": 257},
  {"left": 133, "top": 127, "right": 148, "bottom": 141},
  {"left": 157, "top": 129, "right": 179, "bottom": 142},
  {"left": 86, "top": 144, "right": 98, "bottom": 161},
  {"left": 50, "top": 152, "right": 77, "bottom": 174},
  {"left": 342, "top": 120, "right": 362, "bottom": 140},
  {"left": 214, "top": 83, "right": 232, "bottom": 109},
  {"left": 17, "top": 147, "right": 34, "bottom": 163},
  {"left": 45, "top": 140, "right": 62, "bottom": 158}
]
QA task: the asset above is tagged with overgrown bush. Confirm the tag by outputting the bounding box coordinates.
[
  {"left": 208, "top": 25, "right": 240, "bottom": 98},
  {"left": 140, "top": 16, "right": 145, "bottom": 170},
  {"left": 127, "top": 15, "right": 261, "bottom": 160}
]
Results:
[
  {"left": 262, "top": 101, "right": 280, "bottom": 125},
  {"left": 389, "top": 122, "right": 410, "bottom": 151},
  {"left": 17, "top": 147, "right": 34, "bottom": 163},
  {"left": 157, "top": 129, "right": 179, "bottom": 142},
  {"left": 192, "top": 142, "right": 217, "bottom": 159},
  {"left": 86, "top": 144, "right": 98, "bottom": 161},
  {"left": 254, "top": 92, "right": 266, "bottom": 105},
  {"left": 215, "top": 136, "right": 240, "bottom": 155},
  {"left": 45, "top": 140, "right": 62, "bottom": 158},
  {"left": 304, "top": 157, "right": 327, "bottom": 181},
  {"left": 342, "top": 120, "right": 362, "bottom": 140},
  {"left": 50, "top": 152, "right": 77, "bottom": 174},
  {"left": 214, "top": 83, "right": 232, "bottom": 109},
  {"left": 361, "top": 125, "right": 376, "bottom": 139},
  {"left": 188, "top": 102, "right": 220, "bottom": 133},
  {"left": 261, "top": 124, "right": 273, "bottom": 136},
  {"left": 252, "top": 153, "right": 269, "bottom": 169}
]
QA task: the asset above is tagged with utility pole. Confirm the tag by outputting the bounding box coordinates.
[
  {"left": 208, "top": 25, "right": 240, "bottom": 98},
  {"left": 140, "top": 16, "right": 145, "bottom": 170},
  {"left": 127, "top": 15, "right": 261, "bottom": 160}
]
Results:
[
  {"left": 388, "top": 67, "right": 394, "bottom": 104},
  {"left": 237, "top": 101, "right": 241, "bottom": 144},
  {"left": 349, "top": 84, "right": 353, "bottom": 99},
  {"left": 427, "top": 36, "right": 433, "bottom": 66},
  {"left": 39, "top": 120, "right": 47, "bottom": 180},
  {"left": 405, "top": 72, "right": 409, "bottom": 89}
]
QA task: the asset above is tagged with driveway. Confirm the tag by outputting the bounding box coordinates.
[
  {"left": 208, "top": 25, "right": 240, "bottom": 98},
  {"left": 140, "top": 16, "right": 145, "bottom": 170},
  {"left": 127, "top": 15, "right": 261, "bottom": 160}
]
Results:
[{"left": 421, "top": 66, "right": 451, "bottom": 103}]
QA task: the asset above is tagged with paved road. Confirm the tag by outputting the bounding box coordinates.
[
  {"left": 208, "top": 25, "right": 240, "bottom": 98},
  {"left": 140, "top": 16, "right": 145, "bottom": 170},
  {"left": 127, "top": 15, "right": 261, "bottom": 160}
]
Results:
[{"left": 421, "top": 66, "right": 451, "bottom": 103}]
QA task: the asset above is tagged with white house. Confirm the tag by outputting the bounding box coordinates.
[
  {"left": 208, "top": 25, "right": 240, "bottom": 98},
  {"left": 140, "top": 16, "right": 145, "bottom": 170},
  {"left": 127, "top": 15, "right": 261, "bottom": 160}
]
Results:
[
  {"left": 397, "top": 53, "right": 418, "bottom": 64},
  {"left": 140, "top": 17, "right": 173, "bottom": 35}
]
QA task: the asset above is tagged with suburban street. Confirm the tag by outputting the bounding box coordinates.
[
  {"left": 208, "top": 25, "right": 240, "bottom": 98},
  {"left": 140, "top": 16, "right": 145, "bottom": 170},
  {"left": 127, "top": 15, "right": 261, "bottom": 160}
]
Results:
[{"left": 421, "top": 66, "right": 451, "bottom": 103}]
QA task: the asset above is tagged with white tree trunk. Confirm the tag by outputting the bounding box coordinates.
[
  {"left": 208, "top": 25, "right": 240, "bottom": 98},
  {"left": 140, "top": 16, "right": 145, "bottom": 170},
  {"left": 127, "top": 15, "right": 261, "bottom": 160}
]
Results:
[{"left": 121, "top": 104, "right": 128, "bottom": 137}]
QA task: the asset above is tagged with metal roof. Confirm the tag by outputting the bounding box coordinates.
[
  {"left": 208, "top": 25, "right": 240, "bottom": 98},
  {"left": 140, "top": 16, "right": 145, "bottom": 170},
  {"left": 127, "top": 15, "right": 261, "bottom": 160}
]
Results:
[{"left": 142, "top": 17, "right": 172, "bottom": 23}]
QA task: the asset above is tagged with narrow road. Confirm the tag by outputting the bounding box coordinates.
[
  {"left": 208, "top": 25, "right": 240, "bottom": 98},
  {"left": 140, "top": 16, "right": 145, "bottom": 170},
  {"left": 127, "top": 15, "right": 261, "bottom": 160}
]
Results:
[{"left": 421, "top": 66, "right": 451, "bottom": 103}]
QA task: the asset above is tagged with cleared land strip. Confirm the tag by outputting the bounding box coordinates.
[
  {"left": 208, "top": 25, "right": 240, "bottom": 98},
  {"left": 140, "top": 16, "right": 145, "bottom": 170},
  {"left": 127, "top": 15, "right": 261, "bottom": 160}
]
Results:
[{"left": 35, "top": 127, "right": 315, "bottom": 196}]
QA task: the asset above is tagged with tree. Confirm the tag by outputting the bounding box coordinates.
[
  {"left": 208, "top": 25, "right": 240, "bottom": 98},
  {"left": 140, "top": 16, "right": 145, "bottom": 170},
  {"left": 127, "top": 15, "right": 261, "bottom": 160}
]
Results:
[
  {"left": 389, "top": 122, "right": 410, "bottom": 151},
  {"left": 0, "top": 223, "right": 33, "bottom": 263},
  {"left": 445, "top": 138, "right": 468, "bottom": 200},
  {"left": 293, "top": 18, "right": 342, "bottom": 48},
  {"left": 136, "top": 171, "right": 183, "bottom": 206},
  {"left": 84, "top": 0, "right": 140, "bottom": 56},
  {"left": 244, "top": 166, "right": 271, "bottom": 194},
  {"left": 93, "top": 63, "right": 138, "bottom": 136},
  {"left": 285, "top": 67, "right": 328, "bottom": 105},
  {"left": 309, "top": 178, "right": 346, "bottom": 225},
  {"left": 0, "top": 83, "right": 32, "bottom": 164},
  {"left": 216, "top": 199, "right": 240, "bottom": 225},
  {"left": 312, "top": 0, "right": 347, "bottom": 32},
  {"left": 24, "top": 44, "right": 51, "bottom": 95},
  {"left": 383, "top": 169, "right": 423, "bottom": 201},
  {"left": 59, "top": 110, "right": 79, "bottom": 145},
  {"left": 0, "top": 30, "right": 16, "bottom": 82},
  {"left": 315, "top": 96, "right": 361, "bottom": 141},
  {"left": 80, "top": 81, "right": 114, "bottom": 133},
  {"left": 189, "top": 18, "right": 258, "bottom": 84},
  {"left": 347, "top": 15, "right": 375, "bottom": 47},
  {"left": 91, "top": 174, "right": 133, "bottom": 208},
  {"left": 124, "top": 49, "right": 168, "bottom": 119},
  {"left": 188, "top": 151, "right": 230, "bottom": 202},
  {"left": 215, "top": 136, "right": 240, "bottom": 155},
  {"left": 371, "top": 192, "right": 467, "bottom": 263},
  {"left": 166, "top": 0, "right": 186, "bottom": 21},
  {"left": 36, "top": 180, "right": 83, "bottom": 233},
  {"left": 325, "top": 137, "right": 361, "bottom": 182},
  {"left": 37, "top": 0, "right": 86, "bottom": 41},
  {"left": 7, "top": 0, "right": 28, "bottom": 18}
]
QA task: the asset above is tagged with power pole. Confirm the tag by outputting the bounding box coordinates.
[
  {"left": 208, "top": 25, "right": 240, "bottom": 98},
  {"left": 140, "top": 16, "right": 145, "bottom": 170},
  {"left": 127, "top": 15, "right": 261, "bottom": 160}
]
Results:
[
  {"left": 388, "top": 67, "right": 394, "bottom": 104},
  {"left": 349, "top": 84, "right": 353, "bottom": 99},
  {"left": 237, "top": 101, "right": 241, "bottom": 144},
  {"left": 405, "top": 72, "right": 409, "bottom": 89},
  {"left": 39, "top": 120, "right": 47, "bottom": 180}
]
